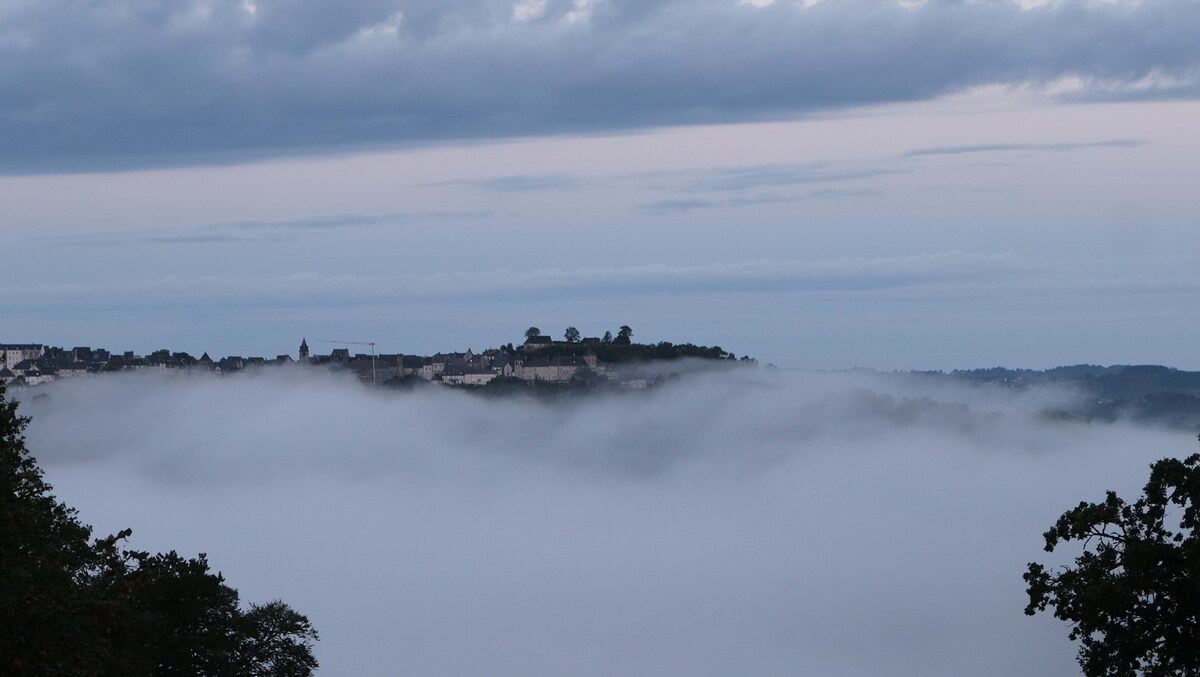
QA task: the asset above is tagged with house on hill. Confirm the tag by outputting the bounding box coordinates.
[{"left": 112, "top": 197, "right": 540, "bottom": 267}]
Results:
[
  {"left": 517, "top": 355, "right": 590, "bottom": 382},
  {"left": 522, "top": 336, "right": 552, "bottom": 351},
  {"left": 419, "top": 351, "right": 474, "bottom": 380},
  {"left": 441, "top": 364, "right": 498, "bottom": 386},
  {"left": 1, "top": 344, "right": 45, "bottom": 370},
  {"left": 216, "top": 356, "right": 245, "bottom": 373},
  {"left": 14, "top": 360, "right": 54, "bottom": 385}
]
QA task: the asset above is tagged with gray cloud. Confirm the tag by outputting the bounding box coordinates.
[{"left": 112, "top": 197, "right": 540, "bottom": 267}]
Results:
[
  {"left": 422, "top": 161, "right": 897, "bottom": 203},
  {"left": 14, "top": 250, "right": 1200, "bottom": 320},
  {"left": 0, "top": 251, "right": 1024, "bottom": 307},
  {"left": 424, "top": 173, "right": 586, "bottom": 192},
  {"left": 662, "top": 163, "right": 902, "bottom": 193},
  {"left": 17, "top": 368, "right": 1191, "bottom": 676},
  {"left": 638, "top": 188, "right": 882, "bottom": 214},
  {"left": 901, "top": 138, "right": 1148, "bottom": 158},
  {"left": 54, "top": 210, "right": 491, "bottom": 245},
  {"left": 1, "top": 0, "right": 1197, "bottom": 173}
]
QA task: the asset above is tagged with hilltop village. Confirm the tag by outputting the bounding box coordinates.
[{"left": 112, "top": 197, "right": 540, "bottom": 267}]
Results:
[{"left": 0, "top": 327, "right": 751, "bottom": 390}]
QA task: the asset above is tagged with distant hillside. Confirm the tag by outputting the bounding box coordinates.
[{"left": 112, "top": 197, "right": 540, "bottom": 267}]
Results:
[{"left": 932, "top": 364, "right": 1200, "bottom": 430}]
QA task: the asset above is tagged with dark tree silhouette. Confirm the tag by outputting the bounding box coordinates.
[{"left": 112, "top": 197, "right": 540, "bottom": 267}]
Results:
[
  {"left": 1025, "top": 449, "right": 1200, "bottom": 677},
  {"left": 0, "top": 384, "right": 319, "bottom": 676}
]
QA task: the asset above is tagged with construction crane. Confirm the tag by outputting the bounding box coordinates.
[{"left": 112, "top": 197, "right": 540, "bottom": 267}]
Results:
[{"left": 315, "top": 339, "right": 378, "bottom": 385}]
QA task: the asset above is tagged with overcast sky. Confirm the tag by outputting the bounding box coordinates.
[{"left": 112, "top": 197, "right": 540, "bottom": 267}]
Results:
[{"left": 4, "top": 0, "right": 1200, "bottom": 369}]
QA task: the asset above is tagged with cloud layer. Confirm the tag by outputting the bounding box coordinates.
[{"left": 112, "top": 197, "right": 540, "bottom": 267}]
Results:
[
  {"left": 18, "top": 368, "right": 1195, "bottom": 676},
  {"left": 2, "top": 0, "right": 1197, "bottom": 172},
  {"left": 0, "top": 251, "right": 1029, "bottom": 306}
]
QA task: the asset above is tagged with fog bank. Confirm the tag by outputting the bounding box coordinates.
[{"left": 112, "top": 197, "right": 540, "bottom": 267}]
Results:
[{"left": 17, "top": 368, "right": 1191, "bottom": 676}]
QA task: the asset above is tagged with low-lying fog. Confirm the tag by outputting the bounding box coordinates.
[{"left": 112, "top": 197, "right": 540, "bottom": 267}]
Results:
[{"left": 17, "top": 367, "right": 1192, "bottom": 677}]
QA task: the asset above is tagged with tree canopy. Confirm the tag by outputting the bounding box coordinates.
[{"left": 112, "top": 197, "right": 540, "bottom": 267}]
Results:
[
  {"left": 0, "top": 384, "right": 318, "bottom": 676},
  {"left": 1024, "top": 450, "right": 1200, "bottom": 677}
]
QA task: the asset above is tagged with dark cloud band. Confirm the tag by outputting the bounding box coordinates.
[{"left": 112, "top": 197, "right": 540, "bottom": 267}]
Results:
[{"left": 0, "top": 0, "right": 1196, "bottom": 173}]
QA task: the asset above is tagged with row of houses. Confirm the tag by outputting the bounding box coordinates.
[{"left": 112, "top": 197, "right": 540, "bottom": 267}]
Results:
[
  {"left": 1, "top": 338, "right": 646, "bottom": 388},
  {"left": 299, "top": 338, "right": 618, "bottom": 386},
  {"left": 0, "top": 344, "right": 304, "bottom": 386},
  {"left": 1, "top": 344, "right": 109, "bottom": 386}
]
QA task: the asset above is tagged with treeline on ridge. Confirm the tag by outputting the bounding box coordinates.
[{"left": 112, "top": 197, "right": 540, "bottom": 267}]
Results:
[{"left": 528, "top": 340, "right": 745, "bottom": 363}]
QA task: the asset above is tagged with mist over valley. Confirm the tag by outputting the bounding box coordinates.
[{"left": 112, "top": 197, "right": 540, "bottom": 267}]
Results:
[{"left": 16, "top": 366, "right": 1192, "bottom": 676}]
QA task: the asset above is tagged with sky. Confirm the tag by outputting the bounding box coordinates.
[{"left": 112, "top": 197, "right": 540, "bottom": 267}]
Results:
[
  {"left": 21, "top": 367, "right": 1195, "bottom": 677},
  {"left": 4, "top": 0, "right": 1200, "bottom": 369}
]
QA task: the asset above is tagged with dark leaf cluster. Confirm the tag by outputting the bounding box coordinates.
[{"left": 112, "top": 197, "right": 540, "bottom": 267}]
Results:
[
  {"left": 0, "top": 385, "right": 318, "bottom": 676},
  {"left": 1024, "top": 450, "right": 1200, "bottom": 676},
  {"left": 536, "top": 340, "right": 738, "bottom": 364}
]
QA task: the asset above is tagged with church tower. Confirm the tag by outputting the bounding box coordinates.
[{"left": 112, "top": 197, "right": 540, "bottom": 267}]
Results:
[{"left": 299, "top": 337, "right": 310, "bottom": 363}]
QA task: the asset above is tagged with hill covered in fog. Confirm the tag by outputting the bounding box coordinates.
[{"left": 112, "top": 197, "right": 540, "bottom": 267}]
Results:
[{"left": 920, "top": 364, "right": 1200, "bottom": 430}]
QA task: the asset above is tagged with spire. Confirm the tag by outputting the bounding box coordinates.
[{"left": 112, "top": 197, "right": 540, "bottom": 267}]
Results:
[{"left": 299, "top": 337, "right": 310, "bottom": 362}]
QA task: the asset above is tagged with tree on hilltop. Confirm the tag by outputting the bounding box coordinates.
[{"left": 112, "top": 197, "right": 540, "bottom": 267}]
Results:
[
  {"left": 524, "top": 327, "right": 541, "bottom": 340},
  {"left": 1024, "top": 447, "right": 1200, "bottom": 677},
  {"left": 564, "top": 327, "right": 581, "bottom": 343}
]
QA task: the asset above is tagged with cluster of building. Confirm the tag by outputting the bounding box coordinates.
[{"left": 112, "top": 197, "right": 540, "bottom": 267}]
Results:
[
  {"left": 0, "top": 343, "right": 290, "bottom": 386},
  {"left": 0, "top": 337, "right": 646, "bottom": 388},
  {"left": 297, "top": 337, "right": 621, "bottom": 386}
]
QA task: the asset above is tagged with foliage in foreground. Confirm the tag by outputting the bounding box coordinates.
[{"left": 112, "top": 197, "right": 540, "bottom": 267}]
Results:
[
  {"left": 0, "top": 384, "right": 318, "bottom": 676},
  {"left": 1024, "top": 449, "right": 1199, "bottom": 677}
]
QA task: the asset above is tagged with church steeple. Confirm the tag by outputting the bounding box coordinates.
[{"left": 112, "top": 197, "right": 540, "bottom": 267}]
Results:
[{"left": 299, "top": 338, "right": 310, "bottom": 363}]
